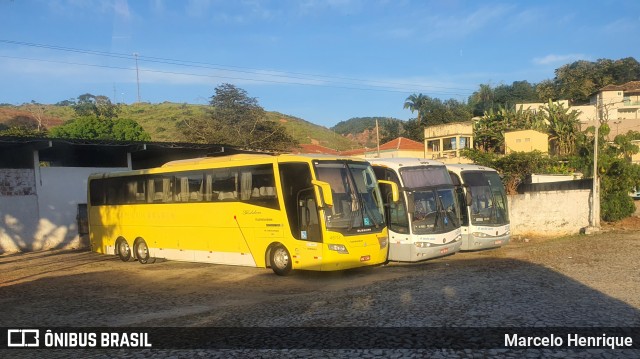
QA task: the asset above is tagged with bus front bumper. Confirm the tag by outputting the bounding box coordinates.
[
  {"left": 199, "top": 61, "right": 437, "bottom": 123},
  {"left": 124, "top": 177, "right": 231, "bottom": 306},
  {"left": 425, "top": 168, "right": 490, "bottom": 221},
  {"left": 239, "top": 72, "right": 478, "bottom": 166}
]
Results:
[
  {"left": 461, "top": 233, "right": 510, "bottom": 251},
  {"left": 388, "top": 239, "right": 462, "bottom": 262}
]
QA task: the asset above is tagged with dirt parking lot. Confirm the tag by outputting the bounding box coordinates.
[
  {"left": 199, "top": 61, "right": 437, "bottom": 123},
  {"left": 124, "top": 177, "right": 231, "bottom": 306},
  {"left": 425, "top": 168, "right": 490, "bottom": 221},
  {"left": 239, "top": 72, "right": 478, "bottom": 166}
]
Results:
[{"left": 1, "top": 218, "right": 639, "bottom": 357}]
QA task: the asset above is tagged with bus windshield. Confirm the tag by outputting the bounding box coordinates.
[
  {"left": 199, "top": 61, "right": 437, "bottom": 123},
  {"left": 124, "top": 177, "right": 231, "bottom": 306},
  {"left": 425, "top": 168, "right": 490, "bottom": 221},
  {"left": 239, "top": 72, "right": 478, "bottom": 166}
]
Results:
[
  {"left": 314, "top": 161, "right": 385, "bottom": 233},
  {"left": 462, "top": 171, "right": 509, "bottom": 226},
  {"left": 399, "top": 166, "right": 460, "bottom": 235}
]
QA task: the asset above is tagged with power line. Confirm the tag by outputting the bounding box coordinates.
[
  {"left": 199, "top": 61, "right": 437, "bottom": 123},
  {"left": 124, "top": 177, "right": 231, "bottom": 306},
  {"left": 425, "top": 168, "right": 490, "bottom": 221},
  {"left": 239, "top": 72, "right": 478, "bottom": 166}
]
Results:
[
  {"left": 0, "top": 54, "right": 473, "bottom": 97},
  {"left": 0, "top": 39, "right": 475, "bottom": 96}
]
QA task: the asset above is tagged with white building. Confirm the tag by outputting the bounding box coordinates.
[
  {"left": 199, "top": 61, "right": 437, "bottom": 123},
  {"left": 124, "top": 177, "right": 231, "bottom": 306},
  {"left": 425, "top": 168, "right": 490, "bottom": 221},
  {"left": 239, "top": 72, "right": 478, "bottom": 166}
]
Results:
[{"left": 0, "top": 137, "right": 239, "bottom": 254}]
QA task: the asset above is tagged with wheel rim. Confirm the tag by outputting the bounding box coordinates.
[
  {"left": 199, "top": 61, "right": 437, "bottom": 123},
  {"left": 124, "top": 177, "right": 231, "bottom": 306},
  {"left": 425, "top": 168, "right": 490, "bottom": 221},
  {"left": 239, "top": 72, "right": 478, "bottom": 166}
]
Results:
[
  {"left": 136, "top": 241, "right": 148, "bottom": 259},
  {"left": 273, "top": 248, "right": 289, "bottom": 269},
  {"left": 119, "top": 241, "right": 130, "bottom": 256}
]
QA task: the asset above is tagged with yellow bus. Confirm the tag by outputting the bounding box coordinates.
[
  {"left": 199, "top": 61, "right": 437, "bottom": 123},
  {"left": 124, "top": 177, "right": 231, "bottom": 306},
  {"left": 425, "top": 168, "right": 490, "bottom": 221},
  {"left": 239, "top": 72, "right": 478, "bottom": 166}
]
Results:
[{"left": 88, "top": 154, "right": 397, "bottom": 275}]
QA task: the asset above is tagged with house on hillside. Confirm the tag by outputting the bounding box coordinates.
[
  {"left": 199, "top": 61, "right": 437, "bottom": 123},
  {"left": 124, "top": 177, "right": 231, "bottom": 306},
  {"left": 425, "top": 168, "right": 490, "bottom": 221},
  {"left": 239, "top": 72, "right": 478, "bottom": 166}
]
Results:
[
  {"left": 504, "top": 129, "right": 549, "bottom": 154},
  {"left": 423, "top": 122, "right": 474, "bottom": 163},
  {"left": 517, "top": 81, "right": 640, "bottom": 140}
]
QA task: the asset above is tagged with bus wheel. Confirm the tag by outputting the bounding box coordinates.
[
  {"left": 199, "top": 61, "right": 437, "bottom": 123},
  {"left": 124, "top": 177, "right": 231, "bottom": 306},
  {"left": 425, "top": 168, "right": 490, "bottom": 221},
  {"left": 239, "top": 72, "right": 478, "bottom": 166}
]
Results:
[
  {"left": 134, "top": 238, "right": 153, "bottom": 264},
  {"left": 270, "top": 244, "right": 292, "bottom": 276},
  {"left": 116, "top": 238, "right": 132, "bottom": 262}
]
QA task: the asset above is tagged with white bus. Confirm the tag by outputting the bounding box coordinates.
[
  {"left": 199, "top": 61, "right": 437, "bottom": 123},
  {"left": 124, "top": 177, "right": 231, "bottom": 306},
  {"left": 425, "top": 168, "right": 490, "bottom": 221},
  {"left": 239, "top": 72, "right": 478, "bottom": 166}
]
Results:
[
  {"left": 369, "top": 158, "right": 462, "bottom": 262},
  {"left": 446, "top": 164, "right": 510, "bottom": 250}
]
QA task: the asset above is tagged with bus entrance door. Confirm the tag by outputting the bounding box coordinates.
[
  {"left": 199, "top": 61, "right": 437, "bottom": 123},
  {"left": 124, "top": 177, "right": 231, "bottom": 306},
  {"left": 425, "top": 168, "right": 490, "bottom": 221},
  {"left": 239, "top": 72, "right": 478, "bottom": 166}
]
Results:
[{"left": 295, "top": 188, "right": 323, "bottom": 270}]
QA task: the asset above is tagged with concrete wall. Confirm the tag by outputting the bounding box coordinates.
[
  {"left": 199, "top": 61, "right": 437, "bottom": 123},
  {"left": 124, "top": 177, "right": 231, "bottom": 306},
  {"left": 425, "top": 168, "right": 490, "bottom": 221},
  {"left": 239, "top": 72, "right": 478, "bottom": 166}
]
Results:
[
  {"left": 0, "top": 166, "right": 127, "bottom": 254},
  {"left": 508, "top": 189, "right": 591, "bottom": 237}
]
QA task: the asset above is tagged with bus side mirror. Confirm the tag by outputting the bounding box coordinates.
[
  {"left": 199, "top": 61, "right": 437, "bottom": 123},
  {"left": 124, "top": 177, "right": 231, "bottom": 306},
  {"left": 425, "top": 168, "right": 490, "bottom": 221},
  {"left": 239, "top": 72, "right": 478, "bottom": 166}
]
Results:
[
  {"left": 465, "top": 188, "right": 472, "bottom": 206},
  {"left": 311, "top": 179, "right": 333, "bottom": 207},
  {"left": 378, "top": 180, "right": 399, "bottom": 203}
]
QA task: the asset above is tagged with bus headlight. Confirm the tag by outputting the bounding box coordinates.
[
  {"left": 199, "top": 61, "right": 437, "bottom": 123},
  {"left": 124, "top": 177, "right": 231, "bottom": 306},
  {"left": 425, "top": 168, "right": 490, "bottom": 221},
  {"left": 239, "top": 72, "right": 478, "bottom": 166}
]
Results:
[
  {"left": 415, "top": 242, "right": 432, "bottom": 248},
  {"left": 377, "top": 236, "right": 388, "bottom": 249},
  {"left": 328, "top": 244, "right": 349, "bottom": 254}
]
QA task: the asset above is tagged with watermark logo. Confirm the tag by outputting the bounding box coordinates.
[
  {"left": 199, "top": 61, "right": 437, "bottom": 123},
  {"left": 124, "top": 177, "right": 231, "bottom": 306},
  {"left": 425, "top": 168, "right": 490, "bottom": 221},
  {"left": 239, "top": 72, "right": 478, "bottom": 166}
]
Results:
[{"left": 7, "top": 329, "right": 39, "bottom": 347}]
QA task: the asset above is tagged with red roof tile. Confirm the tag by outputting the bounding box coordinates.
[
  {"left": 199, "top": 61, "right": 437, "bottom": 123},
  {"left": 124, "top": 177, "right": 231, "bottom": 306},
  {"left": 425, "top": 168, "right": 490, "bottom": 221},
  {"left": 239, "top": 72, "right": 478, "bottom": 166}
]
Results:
[
  {"left": 378, "top": 137, "right": 423, "bottom": 151},
  {"left": 294, "top": 143, "right": 340, "bottom": 155}
]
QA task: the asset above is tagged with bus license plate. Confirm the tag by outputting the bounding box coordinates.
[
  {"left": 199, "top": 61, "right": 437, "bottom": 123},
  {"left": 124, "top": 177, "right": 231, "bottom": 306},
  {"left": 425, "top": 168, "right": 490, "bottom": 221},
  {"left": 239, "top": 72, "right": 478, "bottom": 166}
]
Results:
[
  {"left": 494, "top": 240, "right": 503, "bottom": 245},
  {"left": 440, "top": 248, "right": 449, "bottom": 254},
  {"left": 360, "top": 255, "right": 370, "bottom": 262}
]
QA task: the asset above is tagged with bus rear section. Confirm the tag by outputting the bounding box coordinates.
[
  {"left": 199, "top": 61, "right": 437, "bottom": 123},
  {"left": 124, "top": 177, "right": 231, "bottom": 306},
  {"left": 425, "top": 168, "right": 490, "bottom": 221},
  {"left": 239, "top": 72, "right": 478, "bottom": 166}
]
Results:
[
  {"left": 88, "top": 154, "right": 391, "bottom": 275},
  {"left": 370, "top": 158, "right": 462, "bottom": 262},
  {"left": 447, "top": 164, "right": 511, "bottom": 251}
]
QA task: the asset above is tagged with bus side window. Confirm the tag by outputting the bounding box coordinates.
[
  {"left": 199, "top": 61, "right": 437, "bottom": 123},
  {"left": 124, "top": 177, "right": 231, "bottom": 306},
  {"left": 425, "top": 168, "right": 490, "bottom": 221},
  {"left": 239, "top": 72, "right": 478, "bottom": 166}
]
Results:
[
  {"left": 449, "top": 172, "right": 469, "bottom": 226},
  {"left": 146, "top": 176, "right": 174, "bottom": 203},
  {"left": 381, "top": 169, "right": 409, "bottom": 234}
]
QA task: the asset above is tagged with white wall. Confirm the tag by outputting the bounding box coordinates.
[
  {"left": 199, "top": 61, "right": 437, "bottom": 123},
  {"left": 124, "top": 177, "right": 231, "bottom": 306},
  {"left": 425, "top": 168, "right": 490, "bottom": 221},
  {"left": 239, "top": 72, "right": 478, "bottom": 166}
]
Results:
[
  {"left": 0, "top": 195, "right": 39, "bottom": 253},
  {"left": 508, "top": 189, "right": 591, "bottom": 237},
  {"left": 0, "top": 166, "right": 127, "bottom": 253}
]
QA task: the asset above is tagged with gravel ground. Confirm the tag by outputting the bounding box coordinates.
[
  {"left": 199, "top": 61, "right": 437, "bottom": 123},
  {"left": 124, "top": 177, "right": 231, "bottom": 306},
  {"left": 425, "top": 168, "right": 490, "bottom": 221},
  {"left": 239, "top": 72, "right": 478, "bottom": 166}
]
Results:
[{"left": 1, "top": 219, "right": 639, "bottom": 358}]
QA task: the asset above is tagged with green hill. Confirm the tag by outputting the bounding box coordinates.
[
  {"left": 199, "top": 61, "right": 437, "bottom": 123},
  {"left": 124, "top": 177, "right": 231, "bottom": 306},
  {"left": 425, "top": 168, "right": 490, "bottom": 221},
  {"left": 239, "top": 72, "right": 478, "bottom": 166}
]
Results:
[
  {"left": 0, "top": 102, "right": 358, "bottom": 151},
  {"left": 331, "top": 117, "right": 403, "bottom": 135}
]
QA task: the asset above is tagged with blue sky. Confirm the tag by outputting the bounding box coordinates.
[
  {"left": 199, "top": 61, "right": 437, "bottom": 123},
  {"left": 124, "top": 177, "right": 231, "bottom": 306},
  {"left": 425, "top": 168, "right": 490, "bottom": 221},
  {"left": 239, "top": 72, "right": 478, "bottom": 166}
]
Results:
[{"left": 1, "top": 0, "right": 638, "bottom": 128}]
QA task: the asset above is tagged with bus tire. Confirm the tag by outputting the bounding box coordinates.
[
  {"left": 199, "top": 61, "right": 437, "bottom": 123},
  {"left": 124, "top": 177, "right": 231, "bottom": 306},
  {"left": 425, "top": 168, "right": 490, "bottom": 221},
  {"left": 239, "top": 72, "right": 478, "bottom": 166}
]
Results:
[
  {"left": 134, "top": 238, "right": 153, "bottom": 264},
  {"left": 116, "top": 237, "right": 132, "bottom": 262},
  {"left": 270, "top": 244, "right": 292, "bottom": 276}
]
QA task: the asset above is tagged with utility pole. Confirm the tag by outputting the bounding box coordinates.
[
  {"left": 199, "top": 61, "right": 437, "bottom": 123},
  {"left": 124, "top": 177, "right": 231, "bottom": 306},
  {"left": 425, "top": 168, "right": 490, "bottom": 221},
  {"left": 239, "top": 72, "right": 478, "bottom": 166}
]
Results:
[
  {"left": 376, "top": 119, "right": 381, "bottom": 158},
  {"left": 134, "top": 53, "right": 141, "bottom": 103},
  {"left": 591, "top": 103, "right": 600, "bottom": 229}
]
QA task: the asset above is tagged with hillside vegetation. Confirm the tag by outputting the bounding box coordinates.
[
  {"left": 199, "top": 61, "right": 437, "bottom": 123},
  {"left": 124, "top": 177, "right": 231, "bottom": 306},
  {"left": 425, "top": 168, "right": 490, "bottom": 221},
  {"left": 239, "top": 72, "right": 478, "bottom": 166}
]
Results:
[{"left": 0, "top": 102, "right": 358, "bottom": 151}]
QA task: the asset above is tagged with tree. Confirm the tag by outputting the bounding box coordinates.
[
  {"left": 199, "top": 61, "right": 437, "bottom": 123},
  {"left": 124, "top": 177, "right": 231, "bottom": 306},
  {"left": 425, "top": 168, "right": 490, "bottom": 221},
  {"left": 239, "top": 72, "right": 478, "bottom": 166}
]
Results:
[
  {"left": 401, "top": 118, "right": 424, "bottom": 142},
  {"left": 404, "top": 94, "right": 471, "bottom": 127},
  {"left": 550, "top": 57, "right": 640, "bottom": 104},
  {"left": 72, "top": 93, "right": 119, "bottom": 119},
  {"left": 541, "top": 100, "right": 581, "bottom": 157},
  {"left": 179, "top": 83, "right": 297, "bottom": 151},
  {"left": 49, "top": 116, "right": 150, "bottom": 141},
  {"left": 535, "top": 79, "right": 557, "bottom": 102},
  {"left": 568, "top": 125, "right": 640, "bottom": 221},
  {"left": 469, "top": 84, "right": 494, "bottom": 116},
  {"left": 493, "top": 81, "right": 540, "bottom": 109},
  {"left": 24, "top": 101, "right": 49, "bottom": 131},
  {"left": 0, "top": 115, "right": 48, "bottom": 137},
  {"left": 403, "top": 93, "right": 429, "bottom": 125},
  {"left": 379, "top": 119, "right": 401, "bottom": 143},
  {"left": 461, "top": 149, "right": 568, "bottom": 194}
]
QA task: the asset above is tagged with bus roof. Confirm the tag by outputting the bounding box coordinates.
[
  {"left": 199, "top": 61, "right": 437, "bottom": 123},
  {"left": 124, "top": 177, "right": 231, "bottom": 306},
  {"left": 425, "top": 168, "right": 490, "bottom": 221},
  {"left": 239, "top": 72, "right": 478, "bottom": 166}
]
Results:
[
  {"left": 445, "top": 163, "right": 498, "bottom": 173},
  {"left": 88, "top": 153, "right": 372, "bottom": 179},
  {"left": 161, "top": 153, "right": 275, "bottom": 167},
  {"left": 367, "top": 157, "right": 446, "bottom": 171},
  {"left": 161, "top": 153, "right": 368, "bottom": 167}
]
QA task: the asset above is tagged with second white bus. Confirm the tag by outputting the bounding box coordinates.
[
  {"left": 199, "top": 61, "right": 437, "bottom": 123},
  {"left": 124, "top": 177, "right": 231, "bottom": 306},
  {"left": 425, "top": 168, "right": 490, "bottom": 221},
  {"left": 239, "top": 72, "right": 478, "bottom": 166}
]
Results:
[
  {"left": 369, "top": 158, "right": 462, "bottom": 262},
  {"left": 446, "top": 164, "right": 510, "bottom": 250}
]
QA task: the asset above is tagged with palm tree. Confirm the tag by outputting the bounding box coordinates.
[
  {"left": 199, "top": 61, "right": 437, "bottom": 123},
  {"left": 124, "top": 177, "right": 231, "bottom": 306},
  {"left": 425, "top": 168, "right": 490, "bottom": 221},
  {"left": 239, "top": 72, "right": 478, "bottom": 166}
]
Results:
[
  {"left": 542, "top": 100, "right": 581, "bottom": 156},
  {"left": 404, "top": 93, "right": 429, "bottom": 125},
  {"left": 470, "top": 84, "right": 495, "bottom": 116}
]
